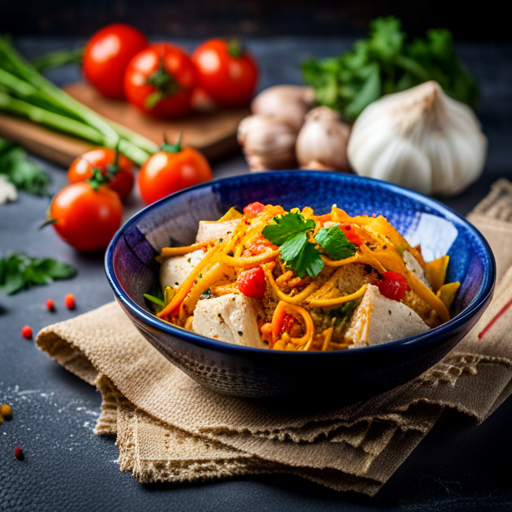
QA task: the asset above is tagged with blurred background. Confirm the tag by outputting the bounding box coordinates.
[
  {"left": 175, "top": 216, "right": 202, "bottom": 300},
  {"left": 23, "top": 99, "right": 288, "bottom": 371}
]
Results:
[{"left": 2, "top": 0, "right": 508, "bottom": 41}]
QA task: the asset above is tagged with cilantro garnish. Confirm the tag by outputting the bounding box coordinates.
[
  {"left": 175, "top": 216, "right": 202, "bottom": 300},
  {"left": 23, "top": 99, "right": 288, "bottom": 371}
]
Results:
[
  {"left": 0, "top": 252, "right": 76, "bottom": 295},
  {"left": 316, "top": 226, "right": 357, "bottom": 261},
  {"left": 262, "top": 212, "right": 324, "bottom": 278}
]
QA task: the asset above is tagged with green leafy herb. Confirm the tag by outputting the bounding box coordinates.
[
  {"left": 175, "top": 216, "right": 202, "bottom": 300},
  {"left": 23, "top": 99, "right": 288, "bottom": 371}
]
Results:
[
  {"left": 0, "top": 252, "right": 76, "bottom": 295},
  {"left": 262, "top": 212, "right": 315, "bottom": 245},
  {"left": 0, "top": 137, "right": 50, "bottom": 196},
  {"left": 302, "top": 16, "right": 479, "bottom": 122},
  {"left": 316, "top": 226, "right": 357, "bottom": 261},
  {"left": 262, "top": 212, "right": 324, "bottom": 278}
]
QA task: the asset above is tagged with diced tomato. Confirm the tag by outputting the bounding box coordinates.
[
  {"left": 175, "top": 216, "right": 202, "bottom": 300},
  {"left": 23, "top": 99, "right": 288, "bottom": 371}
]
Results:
[
  {"left": 247, "top": 237, "right": 278, "bottom": 255},
  {"left": 243, "top": 202, "right": 265, "bottom": 219},
  {"left": 237, "top": 266, "right": 266, "bottom": 299},
  {"left": 283, "top": 314, "right": 297, "bottom": 333},
  {"left": 339, "top": 224, "right": 363, "bottom": 246},
  {"left": 376, "top": 271, "right": 411, "bottom": 301}
]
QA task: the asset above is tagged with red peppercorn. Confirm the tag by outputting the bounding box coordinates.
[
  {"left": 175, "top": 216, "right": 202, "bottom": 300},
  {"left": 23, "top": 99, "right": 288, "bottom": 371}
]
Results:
[
  {"left": 21, "top": 325, "right": 33, "bottom": 339},
  {"left": 64, "top": 293, "right": 75, "bottom": 310},
  {"left": 14, "top": 447, "right": 23, "bottom": 460},
  {"left": 237, "top": 266, "right": 267, "bottom": 299},
  {"left": 376, "top": 271, "right": 411, "bottom": 302},
  {"left": 46, "top": 298, "right": 55, "bottom": 311}
]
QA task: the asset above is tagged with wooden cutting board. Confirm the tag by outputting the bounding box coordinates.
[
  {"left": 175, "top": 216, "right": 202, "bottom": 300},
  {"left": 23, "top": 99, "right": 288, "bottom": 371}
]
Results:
[{"left": 0, "top": 82, "right": 250, "bottom": 167}]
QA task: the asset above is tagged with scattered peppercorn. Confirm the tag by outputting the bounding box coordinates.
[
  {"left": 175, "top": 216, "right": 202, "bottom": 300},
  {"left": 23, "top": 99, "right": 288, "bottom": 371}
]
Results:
[
  {"left": 14, "top": 447, "right": 24, "bottom": 460},
  {"left": 64, "top": 293, "right": 75, "bottom": 310},
  {"left": 0, "top": 404, "right": 12, "bottom": 419},
  {"left": 46, "top": 298, "right": 55, "bottom": 311},
  {"left": 21, "top": 325, "right": 33, "bottom": 339}
]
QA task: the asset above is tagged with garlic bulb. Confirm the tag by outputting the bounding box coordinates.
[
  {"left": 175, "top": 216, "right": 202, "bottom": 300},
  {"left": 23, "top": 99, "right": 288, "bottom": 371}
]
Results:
[
  {"left": 251, "top": 85, "right": 316, "bottom": 131},
  {"left": 237, "top": 115, "right": 298, "bottom": 171},
  {"left": 347, "top": 81, "right": 487, "bottom": 196},
  {"left": 296, "top": 107, "right": 351, "bottom": 172}
]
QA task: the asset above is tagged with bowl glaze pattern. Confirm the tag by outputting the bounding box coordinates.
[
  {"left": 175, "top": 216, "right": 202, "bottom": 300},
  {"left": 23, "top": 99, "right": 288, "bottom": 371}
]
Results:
[{"left": 105, "top": 172, "right": 495, "bottom": 404}]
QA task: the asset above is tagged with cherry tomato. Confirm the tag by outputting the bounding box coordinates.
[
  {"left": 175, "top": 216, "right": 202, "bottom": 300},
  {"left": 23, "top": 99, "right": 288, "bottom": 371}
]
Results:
[
  {"left": 50, "top": 182, "right": 123, "bottom": 252},
  {"left": 83, "top": 23, "right": 148, "bottom": 99},
  {"left": 237, "top": 267, "right": 266, "bottom": 299},
  {"left": 339, "top": 224, "right": 363, "bottom": 246},
  {"left": 192, "top": 39, "right": 258, "bottom": 107},
  {"left": 124, "top": 43, "right": 197, "bottom": 118},
  {"left": 138, "top": 138, "right": 212, "bottom": 204},
  {"left": 68, "top": 148, "right": 135, "bottom": 201},
  {"left": 376, "top": 271, "right": 411, "bottom": 302},
  {"left": 243, "top": 202, "right": 265, "bottom": 219}
]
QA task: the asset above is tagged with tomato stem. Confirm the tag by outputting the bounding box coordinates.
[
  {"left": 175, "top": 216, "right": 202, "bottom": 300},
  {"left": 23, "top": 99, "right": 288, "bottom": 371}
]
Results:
[
  {"left": 144, "top": 58, "right": 181, "bottom": 109},
  {"left": 227, "top": 38, "right": 244, "bottom": 58},
  {"left": 161, "top": 131, "right": 182, "bottom": 154}
]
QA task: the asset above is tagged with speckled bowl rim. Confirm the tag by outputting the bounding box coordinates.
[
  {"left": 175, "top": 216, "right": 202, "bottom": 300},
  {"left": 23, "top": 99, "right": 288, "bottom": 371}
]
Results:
[{"left": 105, "top": 171, "right": 496, "bottom": 359}]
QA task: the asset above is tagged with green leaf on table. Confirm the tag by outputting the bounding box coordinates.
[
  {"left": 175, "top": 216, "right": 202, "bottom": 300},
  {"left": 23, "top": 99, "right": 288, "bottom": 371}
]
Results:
[
  {"left": 0, "top": 252, "right": 77, "bottom": 295},
  {"left": 0, "top": 137, "right": 50, "bottom": 197}
]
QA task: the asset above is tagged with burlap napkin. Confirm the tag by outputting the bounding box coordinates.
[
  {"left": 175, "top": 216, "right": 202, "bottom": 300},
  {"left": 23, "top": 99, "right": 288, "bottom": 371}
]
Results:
[{"left": 37, "top": 179, "right": 512, "bottom": 496}]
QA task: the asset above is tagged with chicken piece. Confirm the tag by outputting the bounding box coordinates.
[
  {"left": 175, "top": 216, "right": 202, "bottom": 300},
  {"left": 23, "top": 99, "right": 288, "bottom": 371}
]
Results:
[
  {"left": 160, "top": 249, "right": 205, "bottom": 289},
  {"left": 403, "top": 250, "right": 431, "bottom": 289},
  {"left": 192, "top": 293, "right": 266, "bottom": 349},
  {"left": 336, "top": 263, "right": 379, "bottom": 295},
  {"left": 345, "top": 284, "right": 429, "bottom": 348},
  {"left": 195, "top": 219, "right": 241, "bottom": 244}
]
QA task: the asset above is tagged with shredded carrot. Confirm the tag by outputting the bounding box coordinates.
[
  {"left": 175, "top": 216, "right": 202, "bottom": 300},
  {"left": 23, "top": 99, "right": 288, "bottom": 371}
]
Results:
[
  {"left": 157, "top": 241, "right": 210, "bottom": 260},
  {"left": 271, "top": 301, "right": 287, "bottom": 348},
  {"left": 219, "top": 249, "right": 280, "bottom": 268},
  {"left": 264, "top": 266, "right": 318, "bottom": 304},
  {"left": 307, "top": 284, "right": 367, "bottom": 308},
  {"left": 321, "top": 327, "right": 334, "bottom": 351}
]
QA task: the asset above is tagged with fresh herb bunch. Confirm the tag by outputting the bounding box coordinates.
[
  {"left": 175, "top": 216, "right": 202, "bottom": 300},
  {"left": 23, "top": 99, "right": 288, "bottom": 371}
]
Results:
[
  {"left": 0, "top": 137, "right": 50, "bottom": 196},
  {"left": 262, "top": 211, "right": 357, "bottom": 278},
  {"left": 0, "top": 252, "right": 77, "bottom": 295},
  {"left": 301, "top": 16, "right": 479, "bottom": 122}
]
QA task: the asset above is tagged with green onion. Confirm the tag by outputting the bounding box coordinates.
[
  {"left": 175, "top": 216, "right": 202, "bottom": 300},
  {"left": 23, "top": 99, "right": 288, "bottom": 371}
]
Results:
[{"left": 0, "top": 36, "right": 158, "bottom": 166}]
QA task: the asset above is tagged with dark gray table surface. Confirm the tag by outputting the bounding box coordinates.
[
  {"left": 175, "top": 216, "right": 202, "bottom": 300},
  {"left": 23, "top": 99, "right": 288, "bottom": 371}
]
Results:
[{"left": 1, "top": 38, "right": 512, "bottom": 512}]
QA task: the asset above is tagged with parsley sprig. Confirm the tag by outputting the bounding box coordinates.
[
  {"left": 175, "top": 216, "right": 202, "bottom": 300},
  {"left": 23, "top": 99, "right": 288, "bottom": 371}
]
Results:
[
  {"left": 316, "top": 225, "right": 357, "bottom": 260},
  {"left": 0, "top": 252, "right": 76, "bottom": 295},
  {"left": 302, "top": 16, "right": 478, "bottom": 122},
  {"left": 262, "top": 211, "right": 358, "bottom": 278}
]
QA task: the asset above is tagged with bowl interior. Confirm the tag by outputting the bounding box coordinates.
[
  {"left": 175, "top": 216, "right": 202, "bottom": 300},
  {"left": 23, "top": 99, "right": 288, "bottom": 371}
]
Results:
[{"left": 110, "top": 171, "right": 493, "bottom": 339}]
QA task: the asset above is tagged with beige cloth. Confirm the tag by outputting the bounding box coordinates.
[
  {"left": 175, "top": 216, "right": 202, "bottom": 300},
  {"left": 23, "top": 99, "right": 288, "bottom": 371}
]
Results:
[{"left": 37, "top": 179, "right": 512, "bottom": 496}]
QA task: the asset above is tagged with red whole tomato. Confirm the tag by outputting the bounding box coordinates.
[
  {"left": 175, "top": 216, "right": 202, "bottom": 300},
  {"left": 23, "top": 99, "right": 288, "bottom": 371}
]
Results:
[
  {"left": 124, "top": 43, "right": 198, "bottom": 118},
  {"left": 138, "top": 136, "right": 212, "bottom": 204},
  {"left": 192, "top": 39, "right": 258, "bottom": 107},
  {"left": 68, "top": 148, "right": 135, "bottom": 201},
  {"left": 49, "top": 182, "right": 123, "bottom": 252},
  {"left": 83, "top": 23, "right": 148, "bottom": 99}
]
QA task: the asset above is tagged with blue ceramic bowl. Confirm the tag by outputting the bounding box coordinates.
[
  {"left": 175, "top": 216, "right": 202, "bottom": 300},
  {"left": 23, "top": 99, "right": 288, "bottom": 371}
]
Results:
[{"left": 105, "top": 172, "right": 495, "bottom": 405}]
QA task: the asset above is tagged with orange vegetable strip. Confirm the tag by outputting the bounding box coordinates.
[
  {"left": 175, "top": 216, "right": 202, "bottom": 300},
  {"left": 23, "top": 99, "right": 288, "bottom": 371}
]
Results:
[
  {"left": 307, "top": 284, "right": 367, "bottom": 308},
  {"left": 321, "top": 327, "right": 334, "bottom": 351},
  {"left": 158, "top": 241, "right": 210, "bottom": 258},
  {"left": 264, "top": 266, "right": 318, "bottom": 304},
  {"left": 286, "top": 304, "right": 315, "bottom": 347},
  {"left": 219, "top": 249, "right": 280, "bottom": 268},
  {"left": 157, "top": 246, "right": 221, "bottom": 319},
  {"left": 271, "top": 301, "right": 288, "bottom": 348},
  {"left": 180, "top": 263, "right": 231, "bottom": 320}
]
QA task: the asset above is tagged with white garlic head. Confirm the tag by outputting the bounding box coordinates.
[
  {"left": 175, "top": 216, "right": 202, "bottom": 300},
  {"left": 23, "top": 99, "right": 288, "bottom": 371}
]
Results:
[{"left": 347, "top": 81, "right": 487, "bottom": 196}]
